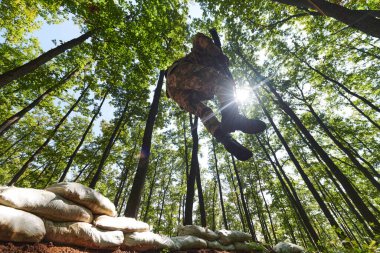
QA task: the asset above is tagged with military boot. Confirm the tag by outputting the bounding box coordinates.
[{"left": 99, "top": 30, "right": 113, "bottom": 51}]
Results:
[
  {"left": 221, "top": 104, "right": 266, "bottom": 134},
  {"left": 214, "top": 128, "right": 253, "bottom": 161}
]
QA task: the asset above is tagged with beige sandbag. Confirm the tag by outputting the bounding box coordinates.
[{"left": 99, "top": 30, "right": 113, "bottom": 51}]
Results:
[
  {"left": 122, "top": 231, "right": 175, "bottom": 251},
  {"left": 171, "top": 235, "right": 208, "bottom": 250},
  {"left": 217, "top": 229, "right": 252, "bottom": 245},
  {"left": 207, "top": 240, "right": 235, "bottom": 251},
  {"left": 46, "top": 182, "right": 116, "bottom": 216},
  {"left": 44, "top": 220, "right": 124, "bottom": 249},
  {"left": 273, "top": 242, "right": 305, "bottom": 253},
  {"left": 0, "top": 187, "right": 92, "bottom": 222},
  {"left": 178, "top": 224, "right": 219, "bottom": 241},
  {"left": 235, "top": 242, "right": 267, "bottom": 252},
  {"left": 94, "top": 215, "right": 150, "bottom": 232},
  {"left": 0, "top": 205, "right": 45, "bottom": 242}
]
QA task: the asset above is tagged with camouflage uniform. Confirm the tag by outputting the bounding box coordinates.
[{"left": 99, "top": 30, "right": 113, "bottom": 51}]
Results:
[{"left": 166, "top": 33, "right": 235, "bottom": 136}]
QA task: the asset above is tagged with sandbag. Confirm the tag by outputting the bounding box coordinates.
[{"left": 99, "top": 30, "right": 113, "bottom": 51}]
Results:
[
  {"left": 46, "top": 182, "right": 116, "bottom": 216},
  {"left": 171, "top": 235, "right": 208, "bottom": 250},
  {"left": 273, "top": 242, "right": 305, "bottom": 253},
  {"left": 122, "top": 231, "right": 175, "bottom": 251},
  {"left": 207, "top": 240, "right": 235, "bottom": 251},
  {"left": 44, "top": 220, "right": 124, "bottom": 249},
  {"left": 93, "top": 215, "right": 150, "bottom": 232},
  {"left": 235, "top": 242, "right": 267, "bottom": 252},
  {"left": 0, "top": 205, "right": 45, "bottom": 242},
  {"left": 217, "top": 229, "right": 252, "bottom": 245},
  {"left": 178, "top": 224, "right": 219, "bottom": 241},
  {"left": 0, "top": 187, "right": 92, "bottom": 222}
]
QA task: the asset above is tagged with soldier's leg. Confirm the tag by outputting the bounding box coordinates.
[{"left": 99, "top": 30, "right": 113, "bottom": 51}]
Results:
[{"left": 172, "top": 91, "right": 252, "bottom": 161}]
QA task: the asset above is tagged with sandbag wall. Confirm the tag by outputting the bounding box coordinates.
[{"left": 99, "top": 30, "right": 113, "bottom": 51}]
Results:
[{"left": 0, "top": 182, "right": 302, "bottom": 252}]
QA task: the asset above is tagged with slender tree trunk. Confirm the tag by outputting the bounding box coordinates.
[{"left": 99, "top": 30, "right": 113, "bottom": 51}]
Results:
[
  {"left": 73, "top": 163, "right": 90, "bottom": 182},
  {"left": 89, "top": 99, "right": 129, "bottom": 189},
  {"left": 255, "top": 92, "right": 347, "bottom": 240},
  {"left": 8, "top": 84, "right": 90, "bottom": 186},
  {"left": 239, "top": 53, "right": 380, "bottom": 234},
  {"left": 348, "top": 46, "right": 380, "bottom": 60},
  {"left": 272, "top": 0, "right": 380, "bottom": 38},
  {"left": 253, "top": 162, "right": 278, "bottom": 243},
  {"left": 211, "top": 180, "right": 217, "bottom": 231},
  {"left": 156, "top": 167, "right": 173, "bottom": 232},
  {"left": 114, "top": 128, "right": 142, "bottom": 207},
  {"left": 293, "top": 124, "right": 375, "bottom": 238},
  {"left": 212, "top": 140, "right": 228, "bottom": 229},
  {"left": 296, "top": 56, "right": 380, "bottom": 113},
  {"left": 0, "top": 31, "right": 93, "bottom": 88},
  {"left": 335, "top": 87, "right": 380, "bottom": 130},
  {"left": 0, "top": 67, "right": 80, "bottom": 136},
  {"left": 305, "top": 102, "right": 380, "bottom": 190},
  {"left": 184, "top": 116, "right": 203, "bottom": 225},
  {"left": 248, "top": 173, "right": 271, "bottom": 244},
  {"left": 227, "top": 161, "right": 246, "bottom": 232},
  {"left": 0, "top": 129, "right": 33, "bottom": 157},
  {"left": 142, "top": 158, "right": 159, "bottom": 222},
  {"left": 60, "top": 90, "right": 108, "bottom": 182},
  {"left": 193, "top": 116, "right": 206, "bottom": 226},
  {"left": 125, "top": 71, "right": 164, "bottom": 218},
  {"left": 230, "top": 156, "right": 257, "bottom": 241}
]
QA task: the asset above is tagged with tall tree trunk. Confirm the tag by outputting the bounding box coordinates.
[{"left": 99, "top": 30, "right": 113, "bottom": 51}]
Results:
[
  {"left": 305, "top": 102, "right": 380, "bottom": 190},
  {"left": 211, "top": 180, "right": 217, "bottom": 231},
  {"left": 248, "top": 173, "right": 271, "bottom": 243},
  {"left": 8, "top": 84, "right": 90, "bottom": 185},
  {"left": 60, "top": 90, "right": 108, "bottom": 182},
  {"left": 292, "top": 124, "right": 375, "bottom": 238},
  {"left": 184, "top": 116, "right": 203, "bottom": 225},
  {"left": 253, "top": 161, "right": 278, "bottom": 243},
  {"left": 256, "top": 137, "right": 320, "bottom": 249},
  {"left": 239, "top": 52, "right": 380, "bottom": 234},
  {"left": 272, "top": 0, "right": 380, "bottom": 38},
  {"left": 335, "top": 87, "right": 380, "bottom": 130},
  {"left": 212, "top": 140, "right": 228, "bottom": 229},
  {"left": 254, "top": 91, "right": 347, "bottom": 240},
  {"left": 142, "top": 158, "right": 159, "bottom": 222},
  {"left": 0, "top": 31, "right": 93, "bottom": 88},
  {"left": 230, "top": 156, "right": 258, "bottom": 241},
  {"left": 296, "top": 56, "right": 380, "bottom": 113},
  {"left": 193, "top": 116, "right": 206, "bottom": 226},
  {"left": 89, "top": 99, "right": 129, "bottom": 189},
  {"left": 156, "top": 167, "right": 173, "bottom": 232},
  {"left": 227, "top": 161, "right": 246, "bottom": 232},
  {"left": 114, "top": 128, "right": 142, "bottom": 208},
  {"left": 0, "top": 67, "right": 80, "bottom": 136},
  {"left": 0, "top": 128, "right": 34, "bottom": 157},
  {"left": 125, "top": 71, "right": 164, "bottom": 218}
]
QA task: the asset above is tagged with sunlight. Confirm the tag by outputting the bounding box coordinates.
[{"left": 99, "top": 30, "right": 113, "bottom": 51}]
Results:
[{"left": 235, "top": 86, "right": 250, "bottom": 104}]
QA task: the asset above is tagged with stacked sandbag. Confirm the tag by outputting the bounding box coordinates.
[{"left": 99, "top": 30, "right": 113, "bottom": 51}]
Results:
[
  {"left": 176, "top": 225, "right": 267, "bottom": 252},
  {"left": 0, "top": 205, "right": 45, "bottom": 242},
  {"left": 171, "top": 235, "right": 208, "bottom": 250},
  {"left": 178, "top": 224, "right": 219, "bottom": 241},
  {"left": 93, "top": 215, "right": 150, "bottom": 232},
  {"left": 44, "top": 220, "right": 124, "bottom": 249},
  {"left": 46, "top": 182, "right": 116, "bottom": 216},
  {"left": 217, "top": 229, "right": 252, "bottom": 245},
  {"left": 0, "top": 186, "right": 92, "bottom": 222},
  {"left": 123, "top": 231, "right": 175, "bottom": 251},
  {"left": 273, "top": 242, "right": 305, "bottom": 253}
]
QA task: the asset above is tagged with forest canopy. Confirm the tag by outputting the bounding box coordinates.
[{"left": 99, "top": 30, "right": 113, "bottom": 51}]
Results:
[{"left": 0, "top": 0, "right": 379, "bottom": 252}]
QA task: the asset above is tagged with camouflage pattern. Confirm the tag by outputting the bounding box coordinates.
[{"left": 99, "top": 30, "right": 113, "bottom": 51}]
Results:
[{"left": 166, "top": 33, "right": 235, "bottom": 135}]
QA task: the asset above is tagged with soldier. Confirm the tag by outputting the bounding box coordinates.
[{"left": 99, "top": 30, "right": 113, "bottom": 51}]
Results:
[{"left": 166, "top": 33, "right": 266, "bottom": 161}]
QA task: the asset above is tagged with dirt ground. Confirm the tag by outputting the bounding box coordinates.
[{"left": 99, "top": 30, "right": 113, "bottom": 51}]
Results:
[{"left": 0, "top": 243, "right": 236, "bottom": 253}]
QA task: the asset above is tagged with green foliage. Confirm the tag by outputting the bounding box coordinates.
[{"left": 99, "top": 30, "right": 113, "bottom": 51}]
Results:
[{"left": 1, "top": 0, "right": 379, "bottom": 252}]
